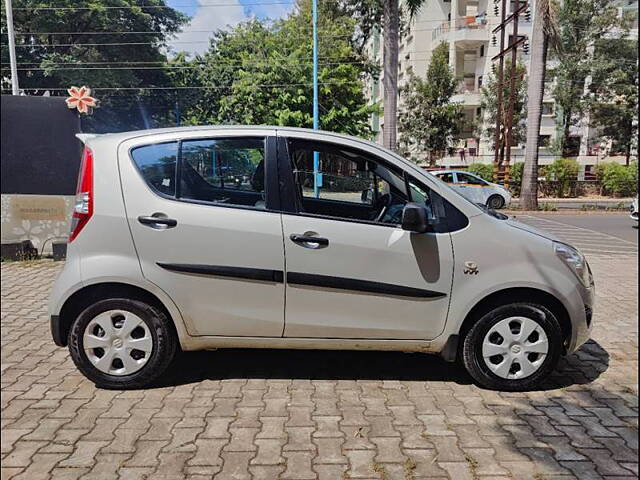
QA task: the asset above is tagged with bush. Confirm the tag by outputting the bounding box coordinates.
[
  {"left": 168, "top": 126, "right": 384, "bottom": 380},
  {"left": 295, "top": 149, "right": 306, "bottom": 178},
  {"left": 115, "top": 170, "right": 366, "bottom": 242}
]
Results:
[
  {"left": 600, "top": 161, "right": 638, "bottom": 197},
  {"left": 546, "top": 158, "right": 580, "bottom": 198},
  {"left": 508, "top": 162, "right": 524, "bottom": 196},
  {"left": 467, "top": 163, "right": 494, "bottom": 182}
]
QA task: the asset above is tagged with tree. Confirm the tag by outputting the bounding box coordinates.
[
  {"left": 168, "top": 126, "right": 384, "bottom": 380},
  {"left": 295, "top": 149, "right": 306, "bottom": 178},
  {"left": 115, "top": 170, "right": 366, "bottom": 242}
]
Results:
[
  {"left": 398, "top": 42, "right": 461, "bottom": 165},
  {"left": 586, "top": 38, "right": 638, "bottom": 164},
  {"left": 478, "top": 60, "right": 527, "bottom": 151},
  {"left": 381, "top": 0, "right": 400, "bottom": 150},
  {"left": 171, "top": 1, "right": 378, "bottom": 136},
  {"left": 379, "top": 0, "right": 425, "bottom": 150},
  {"left": 1, "top": 0, "right": 187, "bottom": 132},
  {"left": 551, "top": 0, "right": 623, "bottom": 157},
  {"left": 520, "top": 0, "right": 559, "bottom": 210}
]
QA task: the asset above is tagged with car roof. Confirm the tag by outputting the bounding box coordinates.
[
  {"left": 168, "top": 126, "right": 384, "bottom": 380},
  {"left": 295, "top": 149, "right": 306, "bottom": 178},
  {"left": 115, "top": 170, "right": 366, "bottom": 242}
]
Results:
[
  {"left": 77, "top": 125, "right": 384, "bottom": 152},
  {"left": 430, "top": 169, "right": 477, "bottom": 175}
]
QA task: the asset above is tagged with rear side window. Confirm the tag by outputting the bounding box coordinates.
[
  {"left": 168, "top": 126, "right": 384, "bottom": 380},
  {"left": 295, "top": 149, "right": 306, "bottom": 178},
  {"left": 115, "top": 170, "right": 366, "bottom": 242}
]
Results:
[
  {"left": 130, "top": 137, "right": 267, "bottom": 210},
  {"left": 436, "top": 172, "right": 455, "bottom": 183},
  {"left": 180, "top": 137, "right": 266, "bottom": 208},
  {"left": 131, "top": 142, "right": 178, "bottom": 196}
]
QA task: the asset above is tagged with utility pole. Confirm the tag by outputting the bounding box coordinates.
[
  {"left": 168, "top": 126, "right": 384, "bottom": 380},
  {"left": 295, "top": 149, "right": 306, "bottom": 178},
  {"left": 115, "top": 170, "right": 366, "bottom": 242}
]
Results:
[
  {"left": 491, "top": 0, "right": 528, "bottom": 187},
  {"left": 492, "top": 0, "right": 507, "bottom": 183},
  {"left": 312, "top": 0, "right": 321, "bottom": 198},
  {"left": 5, "top": 0, "right": 20, "bottom": 95}
]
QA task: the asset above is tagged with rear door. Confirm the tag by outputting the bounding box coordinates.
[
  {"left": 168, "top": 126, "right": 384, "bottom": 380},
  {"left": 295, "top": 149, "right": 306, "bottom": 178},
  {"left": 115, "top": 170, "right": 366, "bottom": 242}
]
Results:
[{"left": 118, "top": 130, "right": 285, "bottom": 337}]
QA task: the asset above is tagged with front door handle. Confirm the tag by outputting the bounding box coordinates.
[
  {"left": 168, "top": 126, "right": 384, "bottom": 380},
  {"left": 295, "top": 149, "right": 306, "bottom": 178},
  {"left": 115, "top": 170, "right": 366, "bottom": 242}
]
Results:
[
  {"left": 138, "top": 214, "right": 177, "bottom": 229},
  {"left": 290, "top": 234, "right": 329, "bottom": 247}
]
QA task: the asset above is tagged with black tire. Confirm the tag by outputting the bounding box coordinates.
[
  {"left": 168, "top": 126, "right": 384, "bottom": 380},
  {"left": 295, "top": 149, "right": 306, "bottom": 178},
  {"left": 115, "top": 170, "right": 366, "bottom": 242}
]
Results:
[
  {"left": 69, "top": 298, "right": 177, "bottom": 389},
  {"left": 487, "top": 194, "right": 506, "bottom": 210},
  {"left": 461, "top": 303, "right": 563, "bottom": 391}
]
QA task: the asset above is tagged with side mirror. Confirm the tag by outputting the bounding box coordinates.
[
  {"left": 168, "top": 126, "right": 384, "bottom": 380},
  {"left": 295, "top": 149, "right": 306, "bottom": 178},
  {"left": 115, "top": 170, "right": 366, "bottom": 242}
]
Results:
[{"left": 401, "top": 203, "right": 434, "bottom": 233}]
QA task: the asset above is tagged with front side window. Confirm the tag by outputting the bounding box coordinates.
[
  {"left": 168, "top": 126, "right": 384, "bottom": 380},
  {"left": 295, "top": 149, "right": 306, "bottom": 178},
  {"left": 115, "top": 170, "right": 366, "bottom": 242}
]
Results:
[
  {"left": 180, "top": 137, "right": 266, "bottom": 209},
  {"left": 288, "top": 139, "right": 410, "bottom": 225},
  {"left": 131, "top": 142, "right": 178, "bottom": 196},
  {"left": 457, "top": 172, "right": 487, "bottom": 185}
]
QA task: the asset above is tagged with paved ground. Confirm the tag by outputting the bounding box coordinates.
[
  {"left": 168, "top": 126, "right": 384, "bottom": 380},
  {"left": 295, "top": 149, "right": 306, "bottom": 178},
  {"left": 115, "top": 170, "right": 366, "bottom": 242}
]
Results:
[{"left": 1, "top": 214, "right": 638, "bottom": 480}]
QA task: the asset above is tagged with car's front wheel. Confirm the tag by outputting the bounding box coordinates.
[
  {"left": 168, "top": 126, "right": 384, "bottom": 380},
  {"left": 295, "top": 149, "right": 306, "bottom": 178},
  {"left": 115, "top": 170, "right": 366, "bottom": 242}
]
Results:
[
  {"left": 487, "top": 194, "right": 506, "bottom": 210},
  {"left": 68, "top": 298, "right": 177, "bottom": 389},
  {"left": 461, "top": 303, "right": 563, "bottom": 391}
]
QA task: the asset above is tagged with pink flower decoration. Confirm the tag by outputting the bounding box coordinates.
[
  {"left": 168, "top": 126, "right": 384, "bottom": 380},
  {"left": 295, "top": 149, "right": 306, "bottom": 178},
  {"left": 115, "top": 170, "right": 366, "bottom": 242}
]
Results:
[{"left": 66, "top": 86, "right": 97, "bottom": 114}]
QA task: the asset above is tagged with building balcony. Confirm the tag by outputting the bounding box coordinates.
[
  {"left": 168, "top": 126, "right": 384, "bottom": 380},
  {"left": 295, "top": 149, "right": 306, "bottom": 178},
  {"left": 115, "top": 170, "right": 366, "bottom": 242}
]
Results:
[
  {"left": 432, "top": 16, "right": 489, "bottom": 43},
  {"left": 451, "top": 86, "right": 482, "bottom": 106}
]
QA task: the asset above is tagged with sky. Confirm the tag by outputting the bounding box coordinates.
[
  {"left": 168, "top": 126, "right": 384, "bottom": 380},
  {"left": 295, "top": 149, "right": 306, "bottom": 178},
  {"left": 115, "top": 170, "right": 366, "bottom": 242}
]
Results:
[{"left": 167, "top": 0, "right": 296, "bottom": 56}]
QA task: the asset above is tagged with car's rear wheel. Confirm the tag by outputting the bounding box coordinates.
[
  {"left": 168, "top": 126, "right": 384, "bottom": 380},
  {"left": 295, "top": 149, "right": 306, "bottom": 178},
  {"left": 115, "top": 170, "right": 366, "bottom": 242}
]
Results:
[
  {"left": 69, "top": 298, "right": 177, "bottom": 389},
  {"left": 461, "top": 303, "right": 563, "bottom": 391},
  {"left": 487, "top": 194, "right": 505, "bottom": 210}
]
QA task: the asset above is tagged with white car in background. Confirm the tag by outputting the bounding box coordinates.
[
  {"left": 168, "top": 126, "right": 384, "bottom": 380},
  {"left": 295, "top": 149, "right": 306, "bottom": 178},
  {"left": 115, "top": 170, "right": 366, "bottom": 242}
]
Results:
[
  {"left": 430, "top": 169, "right": 512, "bottom": 210},
  {"left": 631, "top": 196, "right": 638, "bottom": 226}
]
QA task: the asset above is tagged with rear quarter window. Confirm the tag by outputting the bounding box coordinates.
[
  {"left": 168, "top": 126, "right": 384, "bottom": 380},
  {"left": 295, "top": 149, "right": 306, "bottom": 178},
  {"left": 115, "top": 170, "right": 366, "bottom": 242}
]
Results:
[{"left": 130, "top": 142, "right": 178, "bottom": 196}]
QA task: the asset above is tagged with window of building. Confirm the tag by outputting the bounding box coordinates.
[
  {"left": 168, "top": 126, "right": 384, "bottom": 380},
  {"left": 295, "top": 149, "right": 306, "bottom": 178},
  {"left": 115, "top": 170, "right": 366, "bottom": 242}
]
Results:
[
  {"left": 539, "top": 135, "right": 551, "bottom": 148},
  {"left": 479, "top": 44, "right": 485, "bottom": 57}
]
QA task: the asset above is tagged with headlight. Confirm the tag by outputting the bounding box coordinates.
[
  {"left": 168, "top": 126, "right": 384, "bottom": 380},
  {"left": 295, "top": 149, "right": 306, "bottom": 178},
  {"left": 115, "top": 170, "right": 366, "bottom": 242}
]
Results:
[{"left": 554, "top": 241, "right": 592, "bottom": 287}]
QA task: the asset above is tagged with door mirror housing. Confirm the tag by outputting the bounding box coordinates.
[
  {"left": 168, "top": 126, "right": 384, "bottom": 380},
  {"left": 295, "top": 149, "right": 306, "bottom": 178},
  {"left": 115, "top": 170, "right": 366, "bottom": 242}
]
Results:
[{"left": 401, "top": 203, "right": 435, "bottom": 233}]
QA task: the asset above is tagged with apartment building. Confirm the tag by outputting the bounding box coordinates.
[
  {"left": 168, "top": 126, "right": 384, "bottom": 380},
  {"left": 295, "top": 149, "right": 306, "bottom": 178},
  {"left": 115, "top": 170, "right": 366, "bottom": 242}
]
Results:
[{"left": 366, "top": 0, "right": 638, "bottom": 169}]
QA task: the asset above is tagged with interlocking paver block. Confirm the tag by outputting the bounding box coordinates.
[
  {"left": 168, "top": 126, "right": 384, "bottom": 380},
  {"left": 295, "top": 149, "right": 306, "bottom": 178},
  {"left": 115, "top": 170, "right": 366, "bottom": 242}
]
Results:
[
  {"left": 58, "top": 440, "right": 108, "bottom": 468},
  {"left": 1, "top": 228, "right": 639, "bottom": 480}
]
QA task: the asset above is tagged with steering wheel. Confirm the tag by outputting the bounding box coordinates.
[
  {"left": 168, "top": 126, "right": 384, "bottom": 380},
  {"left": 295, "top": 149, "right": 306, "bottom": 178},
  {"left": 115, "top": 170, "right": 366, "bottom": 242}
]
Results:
[{"left": 372, "top": 193, "right": 392, "bottom": 223}]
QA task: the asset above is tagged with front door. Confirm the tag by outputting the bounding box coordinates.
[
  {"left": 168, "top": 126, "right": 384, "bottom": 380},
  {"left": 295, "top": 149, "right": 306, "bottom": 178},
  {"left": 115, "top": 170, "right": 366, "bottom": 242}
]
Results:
[
  {"left": 453, "top": 172, "right": 487, "bottom": 205},
  {"left": 119, "top": 132, "right": 285, "bottom": 337},
  {"left": 279, "top": 137, "right": 454, "bottom": 340}
]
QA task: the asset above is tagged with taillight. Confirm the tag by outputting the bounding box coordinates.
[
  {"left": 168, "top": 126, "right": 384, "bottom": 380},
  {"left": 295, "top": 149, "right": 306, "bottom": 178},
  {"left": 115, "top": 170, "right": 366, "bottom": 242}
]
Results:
[{"left": 69, "top": 146, "right": 93, "bottom": 242}]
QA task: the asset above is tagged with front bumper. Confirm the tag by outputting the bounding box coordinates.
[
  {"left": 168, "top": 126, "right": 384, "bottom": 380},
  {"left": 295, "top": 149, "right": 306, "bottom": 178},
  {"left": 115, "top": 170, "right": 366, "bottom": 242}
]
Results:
[
  {"left": 568, "top": 281, "right": 595, "bottom": 354},
  {"left": 50, "top": 315, "right": 66, "bottom": 347}
]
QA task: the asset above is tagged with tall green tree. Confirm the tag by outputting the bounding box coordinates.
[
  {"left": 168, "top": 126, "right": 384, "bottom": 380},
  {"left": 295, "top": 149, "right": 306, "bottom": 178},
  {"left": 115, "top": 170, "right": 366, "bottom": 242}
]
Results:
[
  {"left": 398, "top": 42, "right": 461, "bottom": 165},
  {"left": 172, "top": 1, "right": 378, "bottom": 136},
  {"left": 520, "top": 0, "right": 559, "bottom": 210},
  {"left": 551, "top": 0, "right": 624, "bottom": 156},
  {"left": 0, "top": 0, "right": 187, "bottom": 131},
  {"left": 381, "top": 0, "right": 426, "bottom": 150},
  {"left": 586, "top": 38, "right": 638, "bottom": 164},
  {"left": 478, "top": 60, "right": 528, "bottom": 151}
]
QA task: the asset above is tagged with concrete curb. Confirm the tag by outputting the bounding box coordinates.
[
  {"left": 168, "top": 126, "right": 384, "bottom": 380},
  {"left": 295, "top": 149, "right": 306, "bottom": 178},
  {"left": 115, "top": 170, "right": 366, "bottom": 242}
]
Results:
[{"left": 509, "top": 198, "right": 633, "bottom": 210}]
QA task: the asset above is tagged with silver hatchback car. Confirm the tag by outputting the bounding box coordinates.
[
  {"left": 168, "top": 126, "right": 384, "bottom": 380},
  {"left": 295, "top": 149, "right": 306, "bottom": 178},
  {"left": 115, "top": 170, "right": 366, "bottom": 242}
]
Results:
[{"left": 49, "top": 126, "right": 594, "bottom": 391}]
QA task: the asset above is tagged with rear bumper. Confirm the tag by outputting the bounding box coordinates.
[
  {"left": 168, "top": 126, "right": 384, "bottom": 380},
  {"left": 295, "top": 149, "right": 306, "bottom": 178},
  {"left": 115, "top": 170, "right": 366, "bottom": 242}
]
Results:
[{"left": 50, "top": 315, "right": 66, "bottom": 347}]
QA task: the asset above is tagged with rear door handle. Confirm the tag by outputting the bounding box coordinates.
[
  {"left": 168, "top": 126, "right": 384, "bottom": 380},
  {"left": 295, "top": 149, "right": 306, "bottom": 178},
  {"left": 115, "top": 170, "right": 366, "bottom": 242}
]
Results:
[
  {"left": 290, "top": 234, "right": 329, "bottom": 247},
  {"left": 138, "top": 214, "right": 177, "bottom": 228}
]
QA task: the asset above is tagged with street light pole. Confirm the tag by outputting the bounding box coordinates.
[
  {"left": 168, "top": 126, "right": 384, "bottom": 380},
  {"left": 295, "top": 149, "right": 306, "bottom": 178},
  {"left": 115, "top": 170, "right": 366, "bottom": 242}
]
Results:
[
  {"left": 312, "top": 0, "right": 320, "bottom": 197},
  {"left": 5, "top": 0, "right": 20, "bottom": 95}
]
